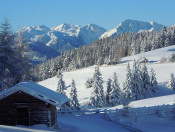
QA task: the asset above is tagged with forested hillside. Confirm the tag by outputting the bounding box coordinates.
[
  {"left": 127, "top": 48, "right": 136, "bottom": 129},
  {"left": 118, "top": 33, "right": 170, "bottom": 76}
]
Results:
[{"left": 35, "top": 26, "right": 175, "bottom": 80}]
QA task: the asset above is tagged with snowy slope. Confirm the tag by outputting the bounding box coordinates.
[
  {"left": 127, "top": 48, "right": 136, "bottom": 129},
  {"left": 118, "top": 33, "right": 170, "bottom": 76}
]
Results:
[
  {"left": 0, "top": 125, "right": 55, "bottom": 132},
  {"left": 58, "top": 114, "right": 129, "bottom": 132},
  {"left": 122, "top": 45, "right": 175, "bottom": 62},
  {"left": 129, "top": 94, "right": 175, "bottom": 108},
  {"left": 39, "top": 45, "right": 175, "bottom": 105},
  {"left": 39, "top": 63, "right": 175, "bottom": 105},
  {"left": 100, "top": 19, "right": 163, "bottom": 39}
]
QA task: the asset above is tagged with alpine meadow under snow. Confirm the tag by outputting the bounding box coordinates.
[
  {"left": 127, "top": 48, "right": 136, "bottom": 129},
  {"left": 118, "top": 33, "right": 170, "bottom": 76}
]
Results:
[
  {"left": 39, "top": 45, "right": 175, "bottom": 105},
  {"left": 38, "top": 45, "right": 175, "bottom": 131}
]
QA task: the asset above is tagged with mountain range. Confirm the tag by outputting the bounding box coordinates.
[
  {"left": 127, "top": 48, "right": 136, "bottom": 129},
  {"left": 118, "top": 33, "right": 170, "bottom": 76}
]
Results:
[{"left": 20, "top": 19, "right": 164, "bottom": 64}]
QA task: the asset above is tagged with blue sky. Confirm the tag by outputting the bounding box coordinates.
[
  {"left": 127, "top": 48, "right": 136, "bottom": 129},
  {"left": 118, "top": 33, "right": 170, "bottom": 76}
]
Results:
[{"left": 0, "top": 0, "right": 175, "bottom": 31}]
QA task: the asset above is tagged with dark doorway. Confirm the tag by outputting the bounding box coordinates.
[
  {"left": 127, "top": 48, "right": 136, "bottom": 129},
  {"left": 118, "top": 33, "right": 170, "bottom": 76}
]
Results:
[{"left": 16, "top": 107, "right": 29, "bottom": 126}]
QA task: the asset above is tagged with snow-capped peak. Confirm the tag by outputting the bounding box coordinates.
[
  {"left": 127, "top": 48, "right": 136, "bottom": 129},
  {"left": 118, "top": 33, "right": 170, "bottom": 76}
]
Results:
[
  {"left": 51, "top": 23, "right": 81, "bottom": 36},
  {"left": 78, "top": 24, "right": 106, "bottom": 44},
  {"left": 22, "top": 25, "right": 50, "bottom": 33},
  {"left": 84, "top": 24, "right": 100, "bottom": 31},
  {"left": 100, "top": 19, "right": 164, "bottom": 39},
  {"left": 35, "top": 25, "right": 50, "bottom": 31}
]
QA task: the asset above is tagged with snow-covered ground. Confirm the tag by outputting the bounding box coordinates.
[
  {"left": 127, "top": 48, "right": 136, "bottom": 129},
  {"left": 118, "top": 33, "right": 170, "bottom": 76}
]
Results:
[
  {"left": 2, "top": 46, "right": 175, "bottom": 132},
  {"left": 39, "top": 45, "right": 175, "bottom": 105},
  {"left": 39, "top": 62, "right": 175, "bottom": 105},
  {"left": 39, "top": 45, "right": 175, "bottom": 131},
  {"left": 122, "top": 45, "right": 175, "bottom": 63},
  {"left": 110, "top": 114, "right": 175, "bottom": 132},
  {"left": 0, "top": 125, "right": 57, "bottom": 132},
  {"left": 58, "top": 114, "right": 129, "bottom": 132}
]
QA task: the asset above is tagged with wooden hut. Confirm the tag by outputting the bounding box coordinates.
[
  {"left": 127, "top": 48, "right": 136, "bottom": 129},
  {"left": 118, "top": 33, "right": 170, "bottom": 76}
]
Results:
[{"left": 0, "top": 82, "right": 68, "bottom": 128}]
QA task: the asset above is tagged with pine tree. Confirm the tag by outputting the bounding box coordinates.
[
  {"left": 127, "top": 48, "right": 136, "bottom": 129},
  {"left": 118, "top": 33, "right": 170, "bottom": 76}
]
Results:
[
  {"left": 56, "top": 71, "right": 66, "bottom": 94},
  {"left": 141, "top": 63, "right": 152, "bottom": 98},
  {"left": 0, "top": 18, "right": 14, "bottom": 90},
  {"left": 108, "top": 72, "right": 121, "bottom": 106},
  {"left": 123, "top": 63, "right": 135, "bottom": 101},
  {"left": 89, "top": 67, "right": 105, "bottom": 107},
  {"left": 167, "top": 73, "right": 175, "bottom": 90},
  {"left": 132, "top": 60, "right": 142, "bottom": 100},
  {"left": 70, "top": 80, "right": 80, "bottom": 111},
  {"left": 0, "top": 18, "right": 37, "bottom": 91},
  {"left": 106, "top": 78, "right": 112, "bottom": 105},
  {"left": 149, "top": 68, "right": 158, "bottom": 93}
]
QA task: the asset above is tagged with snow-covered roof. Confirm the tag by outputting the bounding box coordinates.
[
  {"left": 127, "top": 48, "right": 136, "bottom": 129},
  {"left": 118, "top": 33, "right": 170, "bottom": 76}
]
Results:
[{"left": 0, "top": 82, "right": 69, "bottom": 108}]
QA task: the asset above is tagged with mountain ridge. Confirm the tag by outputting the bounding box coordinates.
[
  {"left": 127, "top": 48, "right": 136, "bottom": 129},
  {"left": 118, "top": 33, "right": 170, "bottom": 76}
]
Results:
[
  {"left": 19, "top": 20, "right": 164, "bottom": 64},
  {"left": 100, "top": 19, "right": 164, "bottom": 39}
]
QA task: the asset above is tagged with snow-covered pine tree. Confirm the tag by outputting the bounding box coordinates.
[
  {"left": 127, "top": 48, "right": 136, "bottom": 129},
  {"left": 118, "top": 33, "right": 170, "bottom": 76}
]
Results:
[
  {"left": 123, "top": 63, "right": 135, "bottom": 101},
  {"left": 56, "top": 71, "right": 66, "bottom": 94},
  {"left": 0, "top": 18, "right": 37, "bottom": 91},
  {"left": 106, "top": 78, "right": 112, "bottom": 105},
  {"left": 108, "top": 72, "right": 121, "bottom": 106},
  {"left": 167, "top": 73, "right": 175, "bottom": 90},
  {"left": 140, "top": 63, "right": 152, "bottom": 98},
  {"left": 89, "top": 67, "right": 105, "bottom": 107},
  {"left": 149, "top": 68, "right": 158, "bottom": 93},
  {"left": 70, "top": 80, "right": 80, "bottom": 111},
  {"left": 132, "top": 60, "right": 142, "bottom": 100},
  {"left": 0, "top": 18, "right": 15, "bottom": 90}
]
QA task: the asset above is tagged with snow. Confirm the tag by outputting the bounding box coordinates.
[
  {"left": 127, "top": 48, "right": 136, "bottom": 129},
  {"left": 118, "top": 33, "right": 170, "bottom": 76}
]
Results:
[
  {"left": 39, "top": 62, "right": 175, "bottom": 106},
  {"left": 122, "top": 45, "right": 175, "bottom": 62},
  {"left": 100, "top": 28, "right": 117, "bottom": 39},
  {"left": 0, "top": 115, "right": 129, "bottom": 132},
  {"left": 103, "top": 94, "right": 175, "bottom": 110},
  {"left": 0, "top": 125, "right": 56, "bottom": 132},
  {"left": 58, "top": 114, "right": 129, "bottom": 132},
  {"left": 0, "top": 82, "right": 68, "bottom": 107},
  {"left": 38, "top": 45, "right": 175, "bottom": 107},
  {"left": 130, "top": 94, "right": 175, "bottom": 108},
  {"left": 3, "top": 46, "right": 175, "bottom": 131},
  {"left": 100, "top": 19, "right": 163, "bottom": 39},
  {"left": 20, "top": 23, "right": 106, "bottom": 63},
  {"left": 37, "top": 45, "right": 175, "bottom": 131},
  {"left": 110, "top": 114, "right": 175, "bottom": 132},
  {"left": 51, "top": 23, "right": 81, "bottom": 37}
]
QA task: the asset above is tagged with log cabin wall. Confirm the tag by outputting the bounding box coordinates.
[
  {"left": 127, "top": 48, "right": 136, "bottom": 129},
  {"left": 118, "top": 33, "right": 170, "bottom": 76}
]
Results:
[
  {"left": 49, "top": 105, "right": 57, "bottom": 127},
  {"left": 0, "top": 91, "right": 57, "bottom": 127}
]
